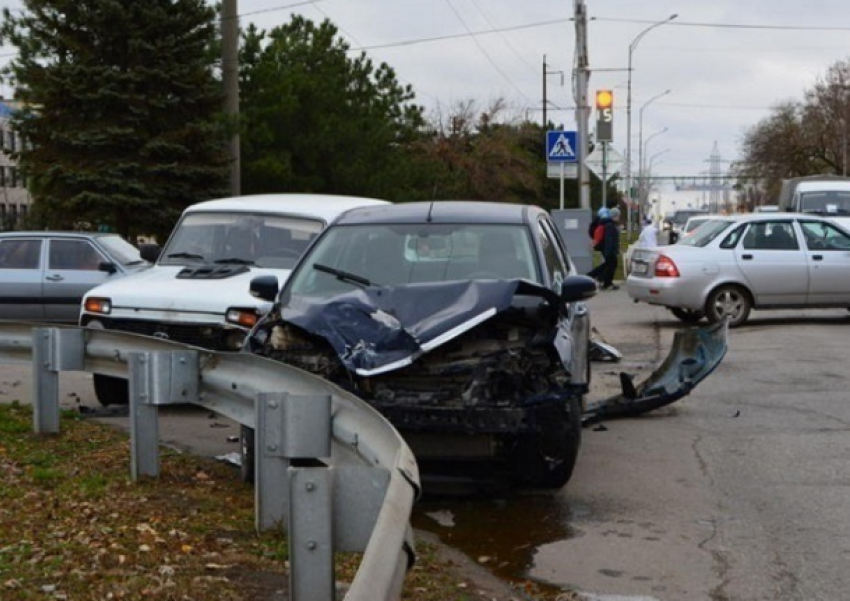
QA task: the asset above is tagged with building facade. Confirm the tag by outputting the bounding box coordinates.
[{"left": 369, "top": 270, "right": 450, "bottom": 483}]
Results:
[{"left": 0, "top": 100, "right": 31, "bottom": 229}]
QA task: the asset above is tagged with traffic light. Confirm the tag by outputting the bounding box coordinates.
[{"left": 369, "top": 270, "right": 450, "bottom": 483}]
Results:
[
  {"left": 595, "top": 89, "right": 614, "bottom": 110},
  {"left": 595, "top": 89, "right": 614, "bottom": 142}
]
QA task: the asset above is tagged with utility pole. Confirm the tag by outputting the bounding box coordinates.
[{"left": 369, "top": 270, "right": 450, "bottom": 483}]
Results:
[
  {"left": 222, "top": 0, "right": 241, "bottom": 197},
  {"left": 542, "top": 55, "right": 564, "bottom": 128},
  {"left": 573, "top": 0, "right": 590, "bottom": 209},
  {"left": 543, "top": 55, "right": 548, "bottom": 128}
]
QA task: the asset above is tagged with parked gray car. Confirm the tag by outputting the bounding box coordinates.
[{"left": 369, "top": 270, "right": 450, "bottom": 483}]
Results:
[
  {"left": 0, "top": 231, "right": 148, "bottom": 322},
  {"left": 627, "top": 213, "right": 850, "bottom": 326}
]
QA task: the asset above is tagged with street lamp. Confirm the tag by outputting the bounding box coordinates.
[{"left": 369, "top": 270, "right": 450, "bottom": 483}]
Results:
[
  {"left": 640, "top": 126, "right": 668, "bottom": 210},
  {"left": 648, "top": 148, "right": 670, "bottom": 173},
  {"left": 624, "top": 14, "right": 678, "bottom": 226},
  {"left": 638, "top": 89, "right": 671, "bottom": 193}
]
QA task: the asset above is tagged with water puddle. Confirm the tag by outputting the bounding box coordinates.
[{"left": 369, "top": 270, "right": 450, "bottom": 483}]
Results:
[{"left": 413, "top": 492, "right": 578, "bottom": 585}]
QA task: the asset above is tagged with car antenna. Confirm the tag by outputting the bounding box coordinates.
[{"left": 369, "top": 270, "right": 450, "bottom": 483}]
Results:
[{"left": 426, "top": 202, "right": 435, "bottom": 223}]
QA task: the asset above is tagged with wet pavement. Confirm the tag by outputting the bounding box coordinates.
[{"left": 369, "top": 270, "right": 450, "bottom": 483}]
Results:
[{"left": 411, "top": 288, "right": 681, "bottom": 596}]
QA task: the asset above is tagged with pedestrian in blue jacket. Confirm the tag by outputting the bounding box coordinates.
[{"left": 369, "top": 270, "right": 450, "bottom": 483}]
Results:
[{"left": 587, "top": 207, "right": 620, "bottom": 290}]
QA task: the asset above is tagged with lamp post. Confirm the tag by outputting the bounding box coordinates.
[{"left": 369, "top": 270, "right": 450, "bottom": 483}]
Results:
[
  {"left": 640, "top": 127, "right": 668, "bottom": 211},
  {"left": 637, "top": 89, "right": 671, "bottom": 208},
  {"left": 648, "top": 148, "right": 670, "bottom": 174},
  {"left": 624, "top": 14, "right": 678, "bottom": 229}
]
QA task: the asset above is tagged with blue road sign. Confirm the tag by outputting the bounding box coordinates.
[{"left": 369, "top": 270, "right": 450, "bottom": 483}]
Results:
[{"left": 546, "top": 130, "right": 578, "bottom": 163}]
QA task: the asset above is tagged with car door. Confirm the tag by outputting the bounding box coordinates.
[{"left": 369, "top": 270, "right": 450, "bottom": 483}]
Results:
[
  {"left": 799, "top": 219, "right": 850, "bottom": 304},
  {"left": 733, "top": 220, "right": 808, "bottom": 305},
  {"left": 0, "top": 237, "right": 45, "bottom": 321},
  {"left": 42, "top": 238, "right": 111, "bottom": 322}
]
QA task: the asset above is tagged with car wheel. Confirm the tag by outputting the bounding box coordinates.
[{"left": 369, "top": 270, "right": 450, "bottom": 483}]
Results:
[
  {"left": 520, "top": 394, "right": 583, "bottom": 489},
  {"left": 705, "top": 285, "right": 751, "bottom": 327},
  {"left": 240, "top": 425, "right": 255, "bottom": 484},
  {"left": 670, "top": 307, "right": 705, "bottom": 324},
  {"left": 93, "top": 374, "right": 129, "bottom": 406}
]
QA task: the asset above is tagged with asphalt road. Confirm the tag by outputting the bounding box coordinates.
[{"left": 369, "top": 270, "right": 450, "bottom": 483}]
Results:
[
  {"left": 527, "top": 290, "right": 850, "bottom": 600},
  {"left": 3, "top": 290, "right": 850, "bottom": 601}
]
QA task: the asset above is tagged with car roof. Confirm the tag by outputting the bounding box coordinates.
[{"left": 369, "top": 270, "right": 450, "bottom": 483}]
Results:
[
  {"left": 184, "top": 194, "right": 390, "bottom": 223},
  {"left": 795, "top": 181, "right": 850, "bottom": 192},
  {"left": 332, "top": 201, "right": 544, "bottom": 226},
  {"left": 703, "top": 213, "right": 835, "bottom": 223},
  {"left": 0, "top": 231, "right": 116, "bottom": 239}
]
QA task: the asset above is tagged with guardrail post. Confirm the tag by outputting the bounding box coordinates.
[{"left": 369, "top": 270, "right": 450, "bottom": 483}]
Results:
[
  {"left": 128, "top": 350, "right": 199, "bottom": 480},
  {"left": 32, "top": 327, "right": 84, "bottom": 434},
  {"left": 289, "top": 467, "right": 334, "bottom": 601},
  {"left": 255, "top": 392, "right": 333, "bottom": 601}
]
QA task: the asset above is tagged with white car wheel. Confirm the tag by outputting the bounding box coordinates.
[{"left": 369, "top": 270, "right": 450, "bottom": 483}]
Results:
[{"left": 706, "top": 285, "right": 751, "bottom": 327}]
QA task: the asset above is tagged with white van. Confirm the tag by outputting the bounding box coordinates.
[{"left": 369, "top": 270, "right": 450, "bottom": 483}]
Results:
[
  {"left": 80, "top": 193, "right": 388, "bottom": 405},
  {"left": 784, "top": 181, "right": 850, "bottom": 229}
]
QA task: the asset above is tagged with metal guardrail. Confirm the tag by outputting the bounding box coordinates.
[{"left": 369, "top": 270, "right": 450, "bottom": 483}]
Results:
[{"left": 0, "top": 321, "right": 420, "bottom": 601}]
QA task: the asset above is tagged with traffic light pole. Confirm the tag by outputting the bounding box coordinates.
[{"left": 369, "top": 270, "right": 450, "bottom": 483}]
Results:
[{"left": 601, "top": 142, "right": 608, "bottom": 208}]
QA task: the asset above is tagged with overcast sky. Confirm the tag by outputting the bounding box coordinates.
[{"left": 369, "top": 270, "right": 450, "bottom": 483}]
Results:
[
  {"left": 4, "top": 0, "right": 850, "bottom": 191},
  {"left": 236, "top": 0, "right": 850, "bottom": 184}
]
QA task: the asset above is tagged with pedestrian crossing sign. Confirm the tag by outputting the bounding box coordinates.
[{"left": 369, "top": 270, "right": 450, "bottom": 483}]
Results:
[{"left": 546, "top": 131, "right": 578, "bottom": 163}]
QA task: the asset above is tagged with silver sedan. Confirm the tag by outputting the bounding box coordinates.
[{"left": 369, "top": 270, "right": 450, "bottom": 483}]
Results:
[
  {"left": 626, "top": 213, "right": 850, "bottom": 326},
  {"left": 0, "top": 231, "right": 148, "bottom": 323}
]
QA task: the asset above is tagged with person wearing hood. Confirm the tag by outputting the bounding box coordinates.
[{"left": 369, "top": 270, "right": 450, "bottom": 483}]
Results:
[{"left": 587, "top": 206, "right": 621, "bottom": 290}]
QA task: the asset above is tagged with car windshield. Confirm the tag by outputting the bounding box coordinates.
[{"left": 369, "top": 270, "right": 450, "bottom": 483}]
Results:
[
  {"left": 677, "top": 219, "right": 732, "bottom": 247},
  {"left": 96, "top": 234, "right": 145, "bottom": 265},
  {"left": 285, "top": 223, "right": 541, "bottom": 297},
  {"left": 158, "top": 212, "right": 323, "bottom": 268},
  {"left": 798, "top": 191, "right": 850, "bottom": 214}
]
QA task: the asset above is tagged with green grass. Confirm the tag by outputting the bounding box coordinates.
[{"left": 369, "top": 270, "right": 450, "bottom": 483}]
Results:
[{"left": 0, "top": 403, "right": 570, "bottom": 601}]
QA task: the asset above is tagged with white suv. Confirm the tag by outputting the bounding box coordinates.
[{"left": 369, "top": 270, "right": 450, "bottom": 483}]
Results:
[{"left": 80, "top": 193, "right": 388, "bottom": 405}]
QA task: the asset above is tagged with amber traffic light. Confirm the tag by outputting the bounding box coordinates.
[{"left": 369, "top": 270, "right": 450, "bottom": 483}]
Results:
[{"left": 595, "top": 89, "right": 614, "bottom": 110}]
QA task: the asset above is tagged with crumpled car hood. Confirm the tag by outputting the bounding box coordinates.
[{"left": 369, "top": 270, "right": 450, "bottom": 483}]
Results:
[{"left": 281, "top": 279, "right": 560, "bottom": 376}]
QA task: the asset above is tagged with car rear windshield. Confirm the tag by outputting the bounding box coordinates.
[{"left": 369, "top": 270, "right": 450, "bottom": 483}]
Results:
[
  {"left": 798, "top": 191, "right": 850, "bottom": 215},
  {"left": 670, "top": 210, "right": 708, "bottom": 225},
  {"left": 97, "top": 235, "right": 145, "bottom": 265},
  {"left": 158, "top": 212, "right": 323, "bottom": 268},
  {"left": 678, "top": 219, "right": 732, "bottom": 247},
  {"left": 286, "top": 223, "right": 541, "bottom": 297}
]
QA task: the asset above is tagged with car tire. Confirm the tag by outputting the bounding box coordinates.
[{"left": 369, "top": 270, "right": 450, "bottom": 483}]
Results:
[
  {"left": 705, "top": 285, "right": 751, "bottom": 327},
  {"left": 670, "top": 307, "right": 705, "bottom": 324},
  {"left": 240, "top": 425, "right": 255, "bottom": 484},
  {"left": 93, "top": 374, "right": 129, "bottom": 406},
  {"left": 521, "top": 394, "right": 583, "bottom": 489}
]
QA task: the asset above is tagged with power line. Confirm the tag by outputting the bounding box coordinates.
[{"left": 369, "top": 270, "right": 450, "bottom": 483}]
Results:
[
  {"left": 232, "top": 0, "right": 325, "bottom": 20},
  {"left": 441, "top": 0, "right": 532, "bottom": 104},
  {"left": 351, "top": 17, "right": 572, "bottom": 51},
  {"left": 467, "top": 0, "right": 538, "bottom": 73},
  {"left": 595, "top": 16, "right": 850, "bottom": 32}
]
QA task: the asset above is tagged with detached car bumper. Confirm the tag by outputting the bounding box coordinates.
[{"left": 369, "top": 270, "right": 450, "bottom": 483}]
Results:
[{"left": 584, "top": 319, "right": 728, "bottom": 424}]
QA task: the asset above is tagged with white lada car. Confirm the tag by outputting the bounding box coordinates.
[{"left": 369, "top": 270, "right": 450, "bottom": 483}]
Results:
[{"left": 80, "top": 193, "right": 388, "bottom": 405}]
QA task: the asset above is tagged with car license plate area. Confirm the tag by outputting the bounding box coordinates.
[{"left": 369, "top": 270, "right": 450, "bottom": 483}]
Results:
[{"left": 631, "top": 260, "right": 648, "bottom": 275}]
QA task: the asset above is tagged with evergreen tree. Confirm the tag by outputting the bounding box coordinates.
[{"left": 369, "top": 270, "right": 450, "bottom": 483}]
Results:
[
  {"left": 239, "top": 17, "right": 426, "bottom": 200},
  {"left": 0, "top": 0, "right": 229, "bottom": 241}
]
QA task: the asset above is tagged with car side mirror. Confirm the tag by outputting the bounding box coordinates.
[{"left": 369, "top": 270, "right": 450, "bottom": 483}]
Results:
[
  {"left": 98, "top": 261, "right": 118, "bottom": 274},
  {"left": 139, "top": 243, "right": 161, "bottom": 263},
  {"left": 560, "top": 274, "right": 598, "bottom": 302},
  {"left": 250, "top": 275, "right": 279, "bottom": 302}
]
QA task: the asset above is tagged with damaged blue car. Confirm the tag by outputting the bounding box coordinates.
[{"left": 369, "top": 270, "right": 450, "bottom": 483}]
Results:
[{"left": 243, "top": 201, "right": 726, "bottom": 493}]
